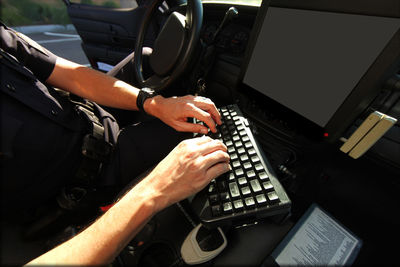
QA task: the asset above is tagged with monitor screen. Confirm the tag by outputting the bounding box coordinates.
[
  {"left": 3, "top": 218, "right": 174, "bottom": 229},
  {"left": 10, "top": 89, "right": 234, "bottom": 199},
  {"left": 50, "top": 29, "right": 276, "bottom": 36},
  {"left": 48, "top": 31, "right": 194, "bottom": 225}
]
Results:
[{"left": 240, "top": 0, "right": 400, "bottom": 140}]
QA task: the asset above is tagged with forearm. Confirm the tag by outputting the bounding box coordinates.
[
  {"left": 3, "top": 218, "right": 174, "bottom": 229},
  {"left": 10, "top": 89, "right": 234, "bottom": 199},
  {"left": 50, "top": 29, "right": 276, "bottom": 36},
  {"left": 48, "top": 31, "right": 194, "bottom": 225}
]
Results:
[
  {"left": 26, "top": 181, "right": 158, "bottom": 266},
  {"left": 46, "top": 57, "right": 221, "bottom": 133},
  {"left": 47, "top": 57, "right": 142, "bottom": 111}
]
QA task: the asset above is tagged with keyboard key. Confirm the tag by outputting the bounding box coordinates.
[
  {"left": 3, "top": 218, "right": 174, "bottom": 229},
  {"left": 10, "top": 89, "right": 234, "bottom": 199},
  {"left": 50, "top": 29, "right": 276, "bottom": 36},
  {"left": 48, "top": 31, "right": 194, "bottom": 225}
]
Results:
[
  {"left": 234, "top": 141, "right": 243, "bottom": 148},
  {"left": 248, "top": 148, "right": 256, "bottom": 155},
  {"left": 232, "top": 160, "right": 241, "bottom": 168},
  {"left": 233, "top": 199, "right": 244, "bottom": 210},
  {"left": 242, "top": 135, "right": 250, "bottom": 142},
  {"left": 228, "top": 172, "right": 235, "bottom": 180},
  {"left": 238, "top": 177, "right": 247, "bottom": 185},
  {"left": 246, "top": 170, "right": 256, "bottom": 178},
  {"left": 243, "top": 162, "right": 252, "bottom": 170},
  {"left": 230, "top": 153, "right": 238, "bottom": 160},
  {"left": 256, "top": 194, "right": 267, "bottom": 205},
  {"left": 223, "top": 202, "right": 233, "bottom": 213},
  {"left": 250, "top": 179, "right": 262, "bottom": 192},
  {"left": 238, "top": 147, "right": 246, "bottom": 155},
  {"left": 235, "top": 168, "right": 244, "bottom": 176},
  {"left": 208, "top": 183, "right": 216, "bottom": 194},
  {"left": 244, "top": 141, "right": 253, "bottom": 148},
  {"left": 220, "top": 192, "right": 230, "bottom": 202},
  {"left": 240, "top": 154, "right": 249, "bottom": 162},
  {"left": 239, "top": 129, "right": 247, "bottom": 136},
  {"left": 267, "top": 191, "right": 279, "bottom": 203},
  {"left": 259, "top": 172, "right": 268, "bottom": 180},
  {"left": 241, "top": 186, "right": 251, "bottom": 196},
  {"left": 244, "top": 197, "right": 256, "bottom": 208},
  {"left": 263, "top": 181, "right": 274, "bottom": 191},
  {"left": 251, "top": 155, "right": 260, "bottom": 163},
  {"left": 255, "top": 163, "right": 264, "bottom": 171},
  {"left": 229, "top": 182, "right": 240, "bottom": 198}
]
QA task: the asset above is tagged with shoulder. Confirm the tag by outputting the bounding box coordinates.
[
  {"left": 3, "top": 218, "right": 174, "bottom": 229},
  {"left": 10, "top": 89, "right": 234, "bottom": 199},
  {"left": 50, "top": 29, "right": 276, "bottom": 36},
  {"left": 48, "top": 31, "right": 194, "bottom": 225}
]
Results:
[{"left": 0, "top": 22, "right": 58, "bottom": 82}]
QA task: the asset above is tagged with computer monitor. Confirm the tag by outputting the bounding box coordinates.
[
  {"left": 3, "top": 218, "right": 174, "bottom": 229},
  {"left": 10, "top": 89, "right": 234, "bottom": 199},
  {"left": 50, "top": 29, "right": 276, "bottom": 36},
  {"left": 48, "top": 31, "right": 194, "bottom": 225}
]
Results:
[{"left": 238, "top": 0, "right": 400, "bottom": 142}]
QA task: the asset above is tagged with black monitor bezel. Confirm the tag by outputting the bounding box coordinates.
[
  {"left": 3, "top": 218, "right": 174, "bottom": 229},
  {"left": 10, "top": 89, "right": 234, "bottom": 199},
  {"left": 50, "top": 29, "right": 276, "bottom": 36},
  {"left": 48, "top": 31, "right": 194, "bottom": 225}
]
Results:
[{"left": 237, "top": 0, "right": 400, "bottom": 142}]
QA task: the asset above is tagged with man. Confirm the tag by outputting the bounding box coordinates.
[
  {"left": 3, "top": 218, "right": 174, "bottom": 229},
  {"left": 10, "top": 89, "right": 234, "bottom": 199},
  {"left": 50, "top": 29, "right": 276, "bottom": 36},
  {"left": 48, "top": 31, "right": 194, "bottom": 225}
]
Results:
[{"left": 0, "top": 22, "right": 230, "bottom": 265}]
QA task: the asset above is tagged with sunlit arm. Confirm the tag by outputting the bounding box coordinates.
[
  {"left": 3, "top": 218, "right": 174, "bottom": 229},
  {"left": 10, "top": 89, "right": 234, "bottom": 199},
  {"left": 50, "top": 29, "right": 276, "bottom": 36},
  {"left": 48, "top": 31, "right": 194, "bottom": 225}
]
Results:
[
  {"left": 46, "top": 57, "right": 223, "bottom": 133},
  {"left": 26, "top": 178, "right": 158, "bottom": 265},
  {"left": 47, "top": 57, "right": 144, "bottom": 111}
]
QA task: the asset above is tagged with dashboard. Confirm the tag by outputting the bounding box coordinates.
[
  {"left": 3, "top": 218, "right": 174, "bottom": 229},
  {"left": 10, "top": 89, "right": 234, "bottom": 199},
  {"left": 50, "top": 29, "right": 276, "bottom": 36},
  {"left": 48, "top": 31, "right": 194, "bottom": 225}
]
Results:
[
  {"left": 201, "top": 22, "right": 250, "bottom": 54},
  {"left": 200, "top": 3, "right": 258, "bottom": 56}
]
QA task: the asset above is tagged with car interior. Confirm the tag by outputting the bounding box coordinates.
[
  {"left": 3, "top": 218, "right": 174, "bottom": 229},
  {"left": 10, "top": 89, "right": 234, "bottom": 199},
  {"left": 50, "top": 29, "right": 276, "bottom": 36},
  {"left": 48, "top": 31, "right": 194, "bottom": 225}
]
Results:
[{"left": 55, "top": 0, "right": 400, "bottom": 265}]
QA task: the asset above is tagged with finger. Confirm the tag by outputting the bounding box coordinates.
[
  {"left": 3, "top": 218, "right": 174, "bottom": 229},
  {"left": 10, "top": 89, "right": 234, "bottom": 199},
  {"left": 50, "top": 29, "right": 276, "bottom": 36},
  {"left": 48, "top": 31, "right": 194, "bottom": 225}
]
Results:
[
  {"left": 193, "top": 96, "right": 222, "bottom": 125},
  {"left": 182, "top": 135, "right": 214, "bottom": 146},
  {"left": 199, "top": 141, "right": 228, "bottom": 160},
  {"left": 182, "top": 134, "right": 225, "bottom": 153},
  {"left": 194, "top": 102, "right": 221, "bottom": 126},
  {"left": 206, "top": 161, "right": 231, "bottom": 181},
  {"left": 174, "top": 120, "right": 209, "bottom": 134},
  {"left": 187, "top": 107, "right": 218, "bottom": 133},
  {"left": 193, "top": 135, "right": 215, "bottom": 145}
]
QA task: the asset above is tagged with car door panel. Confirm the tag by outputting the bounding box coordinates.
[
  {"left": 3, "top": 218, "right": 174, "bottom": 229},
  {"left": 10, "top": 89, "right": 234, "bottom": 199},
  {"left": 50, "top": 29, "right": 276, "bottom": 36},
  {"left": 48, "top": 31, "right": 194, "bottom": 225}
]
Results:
[{"left": 66, "top": 3, "right": 158, "bottom": 69}]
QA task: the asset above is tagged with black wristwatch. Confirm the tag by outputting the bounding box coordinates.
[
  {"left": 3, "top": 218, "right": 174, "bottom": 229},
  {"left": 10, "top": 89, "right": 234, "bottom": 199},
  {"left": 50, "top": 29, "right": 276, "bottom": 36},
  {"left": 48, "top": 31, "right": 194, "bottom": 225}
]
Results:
[{"left": 136, "top": 87, "right": 158, "bottom": 114}]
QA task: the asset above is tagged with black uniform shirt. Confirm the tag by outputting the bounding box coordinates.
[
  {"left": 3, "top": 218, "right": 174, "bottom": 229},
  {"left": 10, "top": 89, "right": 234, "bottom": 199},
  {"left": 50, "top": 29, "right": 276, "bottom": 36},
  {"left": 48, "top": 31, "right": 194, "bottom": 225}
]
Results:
[{"left": 0, "top": 23, "right": 87, "bottom": 221}]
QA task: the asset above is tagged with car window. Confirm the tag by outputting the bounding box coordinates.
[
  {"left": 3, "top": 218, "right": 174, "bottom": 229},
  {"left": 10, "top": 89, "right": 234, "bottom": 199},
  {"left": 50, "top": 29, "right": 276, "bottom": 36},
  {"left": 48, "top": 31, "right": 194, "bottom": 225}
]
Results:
[
  {"left": 202, "top": 0, "right": 262, "bottom": 6},
  {"left": 69, "top": 0, "right": 138, "bottom": 8}
]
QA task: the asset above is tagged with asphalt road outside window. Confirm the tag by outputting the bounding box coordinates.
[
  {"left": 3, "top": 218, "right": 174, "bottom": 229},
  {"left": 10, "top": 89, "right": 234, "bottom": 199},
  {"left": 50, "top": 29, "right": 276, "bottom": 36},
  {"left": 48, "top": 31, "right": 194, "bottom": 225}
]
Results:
[{"left": 26, "top": 28, "right": 90, "bottom": 66}]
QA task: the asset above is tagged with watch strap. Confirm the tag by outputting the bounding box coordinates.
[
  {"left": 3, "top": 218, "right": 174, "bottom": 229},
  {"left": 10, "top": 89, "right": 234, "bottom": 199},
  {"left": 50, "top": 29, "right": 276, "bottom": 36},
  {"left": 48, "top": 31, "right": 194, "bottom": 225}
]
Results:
[{"left": 136, "top": 88, "right": 157, "bottom": 114}]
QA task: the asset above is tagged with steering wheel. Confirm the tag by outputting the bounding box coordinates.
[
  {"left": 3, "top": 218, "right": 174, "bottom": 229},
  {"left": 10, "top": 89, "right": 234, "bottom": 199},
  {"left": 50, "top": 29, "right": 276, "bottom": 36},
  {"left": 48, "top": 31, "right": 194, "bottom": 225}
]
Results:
[{"left": 134, "top": 0, "right": 203, "bottom": 91}]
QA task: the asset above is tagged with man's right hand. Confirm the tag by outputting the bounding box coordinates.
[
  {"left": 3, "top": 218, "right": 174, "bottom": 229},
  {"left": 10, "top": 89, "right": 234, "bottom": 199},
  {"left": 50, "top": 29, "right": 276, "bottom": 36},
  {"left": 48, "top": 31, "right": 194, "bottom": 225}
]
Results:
[
  {"left": 143, "top": 95, "right": 222, "bottom": 134},
  {"left": 138, "top": 136, "right": 231, "bottom": 213}
]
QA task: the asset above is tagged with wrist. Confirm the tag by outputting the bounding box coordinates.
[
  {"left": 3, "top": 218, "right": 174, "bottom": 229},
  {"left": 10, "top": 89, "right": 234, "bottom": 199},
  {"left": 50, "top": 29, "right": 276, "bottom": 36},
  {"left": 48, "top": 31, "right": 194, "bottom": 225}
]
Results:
[
  {"left": 143, "top": 95, "right": 164, "bottom": 117},
  {"left": 136, "top": 87, "right": 159, "bottom": 115},
  {"left": 133, "top": 174, "right": 168, "bottom": 214}
]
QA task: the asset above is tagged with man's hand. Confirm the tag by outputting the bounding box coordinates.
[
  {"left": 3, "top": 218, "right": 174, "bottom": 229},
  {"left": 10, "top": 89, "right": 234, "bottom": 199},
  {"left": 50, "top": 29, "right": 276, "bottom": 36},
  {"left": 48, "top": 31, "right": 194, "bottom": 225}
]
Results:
[
  {"left": 144, "top": 95, "right": 222, "bottom": 134},
  {"left": 139, "top": 136, "right": 230, "bottom": 212}
]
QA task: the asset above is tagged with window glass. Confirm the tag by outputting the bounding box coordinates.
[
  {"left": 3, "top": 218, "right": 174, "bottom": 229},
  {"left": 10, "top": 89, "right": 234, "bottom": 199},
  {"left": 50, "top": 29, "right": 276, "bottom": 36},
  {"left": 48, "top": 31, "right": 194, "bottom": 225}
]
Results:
[
  {"left": 69, "top": 0, "right": 138, "bottom": 8},
  {"left": 202, "top": 0, "right": 262, "bottom": 6},
  {"left": 1, "top": 0, "right": 71, "bottom": 26}
]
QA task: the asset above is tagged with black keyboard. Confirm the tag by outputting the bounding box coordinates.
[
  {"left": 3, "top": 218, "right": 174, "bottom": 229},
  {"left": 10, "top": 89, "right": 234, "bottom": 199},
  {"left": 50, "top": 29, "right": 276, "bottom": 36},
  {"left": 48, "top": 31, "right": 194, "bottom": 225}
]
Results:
[{"left": 191, "top": 104, "right": 291, "bottom": 228}]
